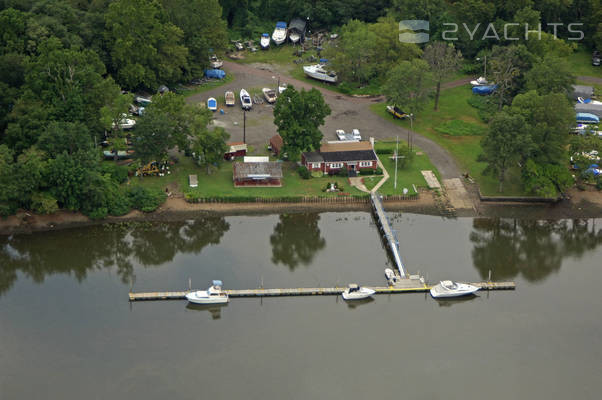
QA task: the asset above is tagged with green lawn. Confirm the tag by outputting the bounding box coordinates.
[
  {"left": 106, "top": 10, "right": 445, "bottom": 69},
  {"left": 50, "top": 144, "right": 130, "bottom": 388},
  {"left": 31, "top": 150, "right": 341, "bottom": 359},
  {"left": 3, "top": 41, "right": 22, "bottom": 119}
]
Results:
[
  {"left": 231, "top": 44, "right": 312, "bottom": 66},
  {"left": 176, "top": 73, "right": 234, "bottom": 96},
  {"left": 567, "top": 46, "right": 602, "bottom": 77},
  {"left": 362, "top": 144, "right": 441, "bottom": 196},
  {"left": 131, "top": 155, "right": 367, "bottom": 199},
  {"left": 370, "top": 86, "right": 527, "bottom": 196}
]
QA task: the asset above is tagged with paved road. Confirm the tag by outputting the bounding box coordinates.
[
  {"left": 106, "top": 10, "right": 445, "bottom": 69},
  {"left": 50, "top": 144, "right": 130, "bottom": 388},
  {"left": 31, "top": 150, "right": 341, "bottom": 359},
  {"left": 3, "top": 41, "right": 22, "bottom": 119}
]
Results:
[
  {"left": 577, "top": 75, "right": 602, "bottom": 85},
  {"left": 188, "top": 61, "right": 463, "bottom": 180}
]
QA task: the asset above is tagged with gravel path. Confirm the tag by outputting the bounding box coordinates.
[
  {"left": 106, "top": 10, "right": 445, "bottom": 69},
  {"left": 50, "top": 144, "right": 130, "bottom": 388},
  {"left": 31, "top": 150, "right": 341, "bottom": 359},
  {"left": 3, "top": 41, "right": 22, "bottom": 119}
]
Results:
[
  {"left": 187, "top": 61, "right": 464, "bottom": 180},
  {"left": 577, "top": 75, "right": 602, "bottom": 85}
]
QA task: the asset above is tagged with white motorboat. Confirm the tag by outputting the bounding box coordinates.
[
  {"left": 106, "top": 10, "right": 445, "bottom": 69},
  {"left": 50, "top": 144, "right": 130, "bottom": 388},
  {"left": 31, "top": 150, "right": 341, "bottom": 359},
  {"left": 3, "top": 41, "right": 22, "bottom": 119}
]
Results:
[
  {"left": 430, "top": 280, "right": 479, "bottom": 298},
  {"left": 272, "top": 22, "right": 287, "bottom": 45},
  {"left": 578, "top": 96, "right": 602, "bottom": 105},
  {"left": 260, "top": 33, "right": 270, "bottom": 49},
  {"left": 240, "top": 89, "right": 252, "bottom": 110},
  {"left": 186, "top": 280, "right": 229, "bottom": 304},
  {"left": 112, "top": 114, "right": 136, "bottom": 130},
  {"left": 342, "top": 284, "right": 376, "bottom": 301},
  {"left": 209, "top": 55, "right": 223, "bottom": 69},
  {"left": 207, "top": 97, "right": 217, "bottom": 111},
  {"left": 289, "top": 31, "right": 300, "bottom": 44},
  {"left": 303, "top": 63, "right": 337, "bottom": 83},
  {"left": 278, "top": 83, "right": 288, "bottom": 94},
  {"left": 470, "top": 76, "right": 489, "bottom": 86},
  {"left": 384, "top": 268, "right": 398, "bottom": 284},
  {"left": 262, "top": 88, "right": 277, "bottom": 103},
  {"left": 135, "top": 96, "right": 152, "bottom": 106}
]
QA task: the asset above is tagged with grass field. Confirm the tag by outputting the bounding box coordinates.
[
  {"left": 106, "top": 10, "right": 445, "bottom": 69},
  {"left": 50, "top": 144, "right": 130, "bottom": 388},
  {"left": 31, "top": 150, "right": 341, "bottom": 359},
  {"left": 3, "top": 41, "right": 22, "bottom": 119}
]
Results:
[
  {"left": 370, "top": 86, "right": 527, "bottom": 196},
  {"left": 362, "top": 143, "right": 441, "bottom": 195},
  {"left": 567, "top": 46, "right": 602, "bottom": 77},
  {"left": 176, "top": 73, "right": 234, "bottom": 96}
]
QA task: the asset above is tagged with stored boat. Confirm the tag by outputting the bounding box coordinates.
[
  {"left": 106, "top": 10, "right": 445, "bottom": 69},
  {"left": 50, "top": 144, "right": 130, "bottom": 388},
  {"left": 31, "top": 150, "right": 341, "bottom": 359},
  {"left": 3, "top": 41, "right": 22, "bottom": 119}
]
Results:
[
  {"left": 472, "top": 85, "right": 497, "bottom": 95},
  {"left": 288, "top": 18, "right": 307, "bottom": 44},
  {"left": 577, "top": 97, "right": 602, "bottom": 105},
  {"left": 470, "top": 76, "right": 489, "bottom": 86},
  {"left": 240, "top": 89, "right": 252, "bottom": 110},
  {"left": 103, "top": 150, "right": 134, "bottom": 160},
  {"left": 260, "top": 33, "right": 270, "bottom": 49},
  {"left": 225, "top": 91, "right": 235, "bottom": 106},
  {"left": 112, "top": 114, "right": 136, "bottom": 130},
  {"left": 303, "top": 63, "right": 337, "bottom": 83},
  {"left": 262, "top": 88, "right": 277, "bottom": 103},
  {"left": 577, "top": 112, "right": 600, "bottom": 124},
  {"left": 272, "top": 22, "right": 287, "bottom": 45},
  {"left": 386, "top": 105, "right": 408, "bottom": 119},
  {"left": 186, "top": 280, "right": 229, "bottom": 304},
  {"left": 135, "top": 96, "right": 152, "bottom": 106},
  {"left": 209, "top": 55, "right": 223, "bottom": 69},
  {"left": 384, "top": 268, "right": 398, "bottom": 284},
  {"left": 342, "top": 284, "right": 376, "bottom": 301},
  {"left": 207, "top": 97, "right": 217, "bottom": 111},
  {"left": 278, "top": 83, "right": 288, "bottom": 94},
  {"left": 430, "top": 280, "right": 479, "bottom": 298}
]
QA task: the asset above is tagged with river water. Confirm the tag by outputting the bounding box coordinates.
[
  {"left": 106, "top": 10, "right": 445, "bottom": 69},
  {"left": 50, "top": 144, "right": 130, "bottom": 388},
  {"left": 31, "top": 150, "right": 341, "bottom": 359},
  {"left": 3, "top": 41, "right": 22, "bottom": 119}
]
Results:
[{"left": 1, "top": 213, "right": 601, "bottom": 399}]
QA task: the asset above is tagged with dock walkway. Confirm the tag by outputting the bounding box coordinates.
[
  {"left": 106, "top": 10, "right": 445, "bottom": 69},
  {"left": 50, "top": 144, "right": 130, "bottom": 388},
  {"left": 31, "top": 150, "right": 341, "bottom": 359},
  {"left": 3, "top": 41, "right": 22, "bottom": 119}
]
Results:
[
  {"left": 129, "top": 281, "right": 515, "bottom": 301},
  {"left": 370, "top": 192, "right": 406, "bottom": 277}
]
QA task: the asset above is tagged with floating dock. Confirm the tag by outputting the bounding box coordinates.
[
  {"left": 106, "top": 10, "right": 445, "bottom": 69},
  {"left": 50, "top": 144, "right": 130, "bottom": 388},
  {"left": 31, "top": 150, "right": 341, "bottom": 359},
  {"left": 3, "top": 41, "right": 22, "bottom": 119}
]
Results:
[
  {"left": 370, "top": 192, "right": 406, "bottom": 277},
  {"left": 129, "top": 281, "right": 515, "bottom": 301}
]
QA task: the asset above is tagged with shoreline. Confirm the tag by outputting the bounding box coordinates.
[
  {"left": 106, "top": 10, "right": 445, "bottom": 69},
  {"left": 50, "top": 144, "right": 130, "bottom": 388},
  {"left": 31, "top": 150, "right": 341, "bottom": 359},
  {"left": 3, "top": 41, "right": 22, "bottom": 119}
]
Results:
[{"left": 1, "top": 189, "right": 601, "bottom": 235}]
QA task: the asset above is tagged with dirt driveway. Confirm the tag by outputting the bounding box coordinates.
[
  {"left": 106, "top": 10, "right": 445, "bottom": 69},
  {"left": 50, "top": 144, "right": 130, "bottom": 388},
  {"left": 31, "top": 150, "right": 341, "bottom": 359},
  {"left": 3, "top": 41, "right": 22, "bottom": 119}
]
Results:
[{"left": 187, "top": 61, "right": 463, "bottom": 181}]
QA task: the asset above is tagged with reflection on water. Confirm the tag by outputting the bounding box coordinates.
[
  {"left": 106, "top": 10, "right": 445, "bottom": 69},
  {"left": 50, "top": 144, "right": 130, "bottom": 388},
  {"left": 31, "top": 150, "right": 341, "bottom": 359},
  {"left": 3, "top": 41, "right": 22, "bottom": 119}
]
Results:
[
  {"left": 185, "top": 303, "right": 228, "bottom": 320},
  {"left": 470, "top": 218, "right": 602, "bottom": 282},
  {"left": 434, "top": 295, "right": 478, "bottom": 308},
  {"left": 269, "top": 213, "right": 326, "bottom": 270},
  {"left": 0, "top": 217, "right": 230, "bottom": 295},
  {"left": 345, "top": 297, "right": 375, "bottom": 309}
]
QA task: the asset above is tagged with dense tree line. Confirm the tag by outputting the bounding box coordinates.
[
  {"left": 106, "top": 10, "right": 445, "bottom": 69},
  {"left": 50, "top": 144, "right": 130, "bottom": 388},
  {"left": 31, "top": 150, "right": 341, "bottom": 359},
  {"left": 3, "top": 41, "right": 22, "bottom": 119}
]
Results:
[{"left": 0, "top": 0, "right": 228, "bottom": 217}]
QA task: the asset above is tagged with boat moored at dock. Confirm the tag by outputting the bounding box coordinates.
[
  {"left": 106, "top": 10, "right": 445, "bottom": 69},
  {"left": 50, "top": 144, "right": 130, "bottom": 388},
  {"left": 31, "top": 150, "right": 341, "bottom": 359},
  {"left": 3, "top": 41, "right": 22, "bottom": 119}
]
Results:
[
  {"left": 430, "top": 280, "right": 480, "bottom": 298},
  {"left": 342, "top": 284, "right": 376, "bottom": 300},
  {"left": 186, "top": 280, "right": 229, "bottom": 304}
]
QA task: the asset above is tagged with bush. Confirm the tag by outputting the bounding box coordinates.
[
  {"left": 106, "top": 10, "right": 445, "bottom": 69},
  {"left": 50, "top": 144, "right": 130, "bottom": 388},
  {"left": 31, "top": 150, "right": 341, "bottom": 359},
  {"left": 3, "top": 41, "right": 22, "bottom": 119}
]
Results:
[
  {"left": 375, "top": 167, "right": 383, "bottom": 175},
  {"left": 0, "top": 202, "right": 17, "bottom": 217},
  {"left": 31, "top": 192, "right": 59, "bottom": 214},
  {"left": 297, "top": 166, "right": 311, "bottom": 179},
  {"left": 467, "top": 95, "right": 497, "bottom": 123},
  {"left": 107, "top": 189, "right": 131, "bottom": 216},
  {"left": 360, "top": 169, "right": 374, "bottom": 175},
  {"left": 127, "top": 186, "right": 167, "bottom": 212},
  {"left": 100, "top": 163, "right": 129, "bottom": 184},
  {"left": 337, "top": 166, "right": 348, "bottom": 177},
  {"left": 596, "top": 178, "right": 602, "bottom": 190},
  {"left": 87, "top": 207, "right": 108, "bottom": 220}
]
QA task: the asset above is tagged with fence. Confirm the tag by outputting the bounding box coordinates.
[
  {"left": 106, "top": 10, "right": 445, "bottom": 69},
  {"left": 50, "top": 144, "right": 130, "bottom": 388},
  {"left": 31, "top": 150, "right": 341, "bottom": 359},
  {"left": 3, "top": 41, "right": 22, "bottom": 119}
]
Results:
[{"left": 184, "top": 193, "right": 419, "bottom": 204}]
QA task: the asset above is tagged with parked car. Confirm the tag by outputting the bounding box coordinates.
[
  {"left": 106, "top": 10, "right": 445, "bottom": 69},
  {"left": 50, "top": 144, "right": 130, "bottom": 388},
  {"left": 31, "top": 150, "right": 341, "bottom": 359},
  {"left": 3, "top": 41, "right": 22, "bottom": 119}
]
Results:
[
  {"left": 593, "top": 50, "right": 601, "bottom": 67},
  {"left": 336, "top": 129, "right": 361, "bottom": 141}
]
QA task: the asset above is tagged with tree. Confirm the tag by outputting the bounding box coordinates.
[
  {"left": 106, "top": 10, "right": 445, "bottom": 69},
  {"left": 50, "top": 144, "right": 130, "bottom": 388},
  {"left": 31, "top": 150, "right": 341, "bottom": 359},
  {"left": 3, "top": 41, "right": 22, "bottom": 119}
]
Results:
[
  {"left": 481, "top": 112, "right": 529, "bottom": 192},
  {"left": 273, "top": 86, "right": 331, "bottom": 161},
  {"left": 383, "top": 59, "right": 432, "bottom": 115},
  {"left": 100, "top": 90, "right": 134, "bottom": 161},
  {"left": 525, "top": 55, "right": 575, "bottom": 96},
  {"left": 489, "top": 45, "right": 521, "bottom": 110},
  {"left": 190, "top": 127, "right": 229, "bottom": 173},
  {"left": 105, "top": 0, "right": 188, "bottom": 90},
  {"left": 132, "top": 111, "right": 173, "bottom": 163},
  {"left": 423, "top": 42, "right": 462, "bottom": 110}
]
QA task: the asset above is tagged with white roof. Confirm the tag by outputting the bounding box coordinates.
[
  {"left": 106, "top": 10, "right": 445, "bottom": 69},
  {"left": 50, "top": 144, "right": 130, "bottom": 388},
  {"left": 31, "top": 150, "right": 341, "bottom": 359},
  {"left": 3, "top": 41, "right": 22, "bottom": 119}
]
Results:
[{"left": 244, "top": 156, "right": 269, "bottom": 163}]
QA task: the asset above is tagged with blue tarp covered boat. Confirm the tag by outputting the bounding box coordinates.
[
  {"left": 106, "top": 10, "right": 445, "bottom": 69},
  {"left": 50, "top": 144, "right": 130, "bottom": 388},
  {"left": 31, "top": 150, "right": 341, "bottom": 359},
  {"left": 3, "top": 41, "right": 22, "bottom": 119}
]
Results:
[
  {"left": 576, "top": 112, "right": 600, "bottom": 123},
  {"left": 207, "top": 97, "right": 217, "bottom": 111},
  {"left": 205, "top": 69, "right": 226, "bottom": 79},
  {"left": 472, "top": 85, "right": 498, "bottom": 95}
]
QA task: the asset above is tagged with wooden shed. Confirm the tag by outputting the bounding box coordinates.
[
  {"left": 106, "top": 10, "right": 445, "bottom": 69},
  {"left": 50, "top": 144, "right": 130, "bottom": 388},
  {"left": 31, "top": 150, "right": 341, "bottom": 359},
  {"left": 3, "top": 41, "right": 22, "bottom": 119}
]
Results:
[{"left": 233, "top": 162, "right": 283, "bottom": 187}]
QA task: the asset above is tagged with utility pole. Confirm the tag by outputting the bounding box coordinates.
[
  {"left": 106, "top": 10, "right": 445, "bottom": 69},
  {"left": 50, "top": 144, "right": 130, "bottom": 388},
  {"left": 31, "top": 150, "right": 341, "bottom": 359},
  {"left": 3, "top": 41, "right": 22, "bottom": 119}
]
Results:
[
  {"left": 243, "top": 109, "right": 246, "bottom": 143},
  {"left": 409, "top": 114, "right": 414, "bottom": 151},
  {"left": 394, "top": 135, "right": 398, "bottom": 190}
]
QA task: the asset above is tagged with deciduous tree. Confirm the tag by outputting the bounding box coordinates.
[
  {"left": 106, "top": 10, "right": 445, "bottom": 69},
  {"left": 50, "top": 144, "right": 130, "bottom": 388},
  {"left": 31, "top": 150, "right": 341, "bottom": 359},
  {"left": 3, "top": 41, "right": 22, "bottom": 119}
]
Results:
[{"left": 423, "top": 41, "right": 462, "bottom": 110}]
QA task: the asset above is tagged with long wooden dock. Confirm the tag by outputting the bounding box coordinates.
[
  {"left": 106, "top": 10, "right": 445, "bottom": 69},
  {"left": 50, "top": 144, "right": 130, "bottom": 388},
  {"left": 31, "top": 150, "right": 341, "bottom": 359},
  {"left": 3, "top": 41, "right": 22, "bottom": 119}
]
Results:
[
  {"left": 128, "top": 281, "right": 515, "bottom": 301},
  {"left": 371, "top": 192, "right": 406, "bottom": 277}
]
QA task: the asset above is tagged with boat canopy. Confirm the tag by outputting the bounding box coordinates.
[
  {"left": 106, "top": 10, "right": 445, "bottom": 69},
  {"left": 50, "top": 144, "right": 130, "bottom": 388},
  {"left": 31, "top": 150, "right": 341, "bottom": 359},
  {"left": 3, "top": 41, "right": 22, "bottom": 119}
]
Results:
[
  {"left": 472, "top": 85, "right": 497, "bottom": 95},
  {"left": 319, "top": 58, "right": 329, "bottom": 63},
  {"left": 212, "top": 280, "right": 223, "bottom": 287},
  {"left": 276, "top": 21, "right": 287, "bottom": 28},
  {"left": 262, "top": 33, "right": 269, "bottom": 37},
  {"left": 205, "top": 69, "right": 226, "bottom": 79},
  {"left": 576, "top": 113, "right": 600, "bottom": 123}
]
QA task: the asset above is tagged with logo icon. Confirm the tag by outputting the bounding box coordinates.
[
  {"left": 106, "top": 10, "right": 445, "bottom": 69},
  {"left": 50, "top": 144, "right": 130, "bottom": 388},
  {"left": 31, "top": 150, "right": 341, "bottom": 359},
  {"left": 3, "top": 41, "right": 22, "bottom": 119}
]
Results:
[{"left": 399, "top": 20, "right": 429, "bottom": 43}]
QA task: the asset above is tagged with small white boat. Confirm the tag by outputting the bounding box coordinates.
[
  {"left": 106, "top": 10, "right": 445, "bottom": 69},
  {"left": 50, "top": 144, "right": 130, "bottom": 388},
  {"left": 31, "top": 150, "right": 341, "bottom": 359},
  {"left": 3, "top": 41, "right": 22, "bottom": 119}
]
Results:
[
  {"left": 225, "top": 91, "right": 235, "bottom": 106},
  {"left": 272, "top": 22, "right": 287, "bottom": 45},
  {"left": 262, "top": 88, "right": 277, "bottom": 103},
  {"left": 240, "top": 89, "right": 252, "bottom": 110},
  {"left": 278, "top": 83, "right": 288, "bottom": 94},
  {"left": 186, "top": 280, "right": 229, "bottom": 304},
  {"left": 135, "top": 96, "right": 152, "bottom": 106},
  {"left": 430, "top": 280, "right": 479, "bottom": 298},
  {"left": 209, "top": 55, "right": 223, "bottom": 69},
  {"left": 234, "top": 41, "right": 244, "bottom": 51},
  {"left": 289, "top": 31, "right": 300, "bottom": 44},
  {"left": 384, "top": 268, "right": 398, "bottom": 284},
  {"left": 342, "top": 284, "right": 376, "bottom": 301},
  {"left": 260, "top": 33, "right": 270, "bottom": 49},
  {"left": 470, "top": 76, "right": 489, "bottom": 86},
  {"left": 303, "top": 63, "right": 337, "bottom": 83},
  {"left": 207, "top": 97, "right": 217, "bottom": 111},
  {"left": 578, "top": 96, "right": 602, "bottom": 105},
  {"left": 112, "top": 114, "right": 136, "bottom": 130}
]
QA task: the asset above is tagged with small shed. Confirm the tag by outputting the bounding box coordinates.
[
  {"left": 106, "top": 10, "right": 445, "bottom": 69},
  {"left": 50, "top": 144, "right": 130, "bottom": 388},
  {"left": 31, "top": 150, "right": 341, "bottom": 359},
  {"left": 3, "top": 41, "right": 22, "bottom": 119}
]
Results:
[
  {"left": 572, "top": 85, "right": 594, "bottom": 100},
  {"left": 233, "top": 162, "right": 283, "bottom": 187},
  {"left": 270, "top": 134, "right": 284, "bottom": 156},
  {"left": 243, "top": 156, "right": 269, "bottom": 163},
  {"left": 188, "top": 174, "right": 198, "bottom": 188},
  {"left": 224, "top": 142, "right": 248, "bottom": 160},
  {"left": 289, "top": 18, "right": 307, "bottom": 42}
]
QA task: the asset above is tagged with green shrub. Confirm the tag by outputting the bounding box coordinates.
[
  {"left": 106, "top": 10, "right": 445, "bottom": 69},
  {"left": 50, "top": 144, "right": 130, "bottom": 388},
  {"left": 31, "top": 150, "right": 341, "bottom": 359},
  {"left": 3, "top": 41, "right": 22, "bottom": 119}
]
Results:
[
  {"left": 107, "top": 189, "right": 131, "bottom": 216},
  {"left": 360, "top": 169, "right": 374, "bottom": 175},
  {"left": 337, "top": 166, "right": 348, "bottom": 177},
  {"left": 375, "top": 167, "right": 383, "bottom": 175},
  {"left": 87, "top": 207, "right": 108, "bottom": 220},
  {"left": 31, "top": 192, "right": 59, "bottom": 214},
  {"left": 297, "top": 166, "right": 311, "bottom": 179},
  {"left": 467, "top": 95, "right": 497, "bottom": 123},
  {"left": 127, "top": 186, "right": 167, "bottom": 212},
  {"left": 0, "top": 202, "right": 17, "bottom": 217},
  {"left": 596, "top": 178, "right": 602, "bottom": 190},
  {"left": 100, "top": 163, "right": 129, "bottom": 184}
]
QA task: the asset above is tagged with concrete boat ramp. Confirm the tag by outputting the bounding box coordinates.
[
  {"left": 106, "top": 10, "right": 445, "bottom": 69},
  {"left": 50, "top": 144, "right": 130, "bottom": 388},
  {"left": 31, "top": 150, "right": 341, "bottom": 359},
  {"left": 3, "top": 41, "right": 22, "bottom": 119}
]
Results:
[{"left": 129, "top": 192, "right": 516, "bottom": 302}]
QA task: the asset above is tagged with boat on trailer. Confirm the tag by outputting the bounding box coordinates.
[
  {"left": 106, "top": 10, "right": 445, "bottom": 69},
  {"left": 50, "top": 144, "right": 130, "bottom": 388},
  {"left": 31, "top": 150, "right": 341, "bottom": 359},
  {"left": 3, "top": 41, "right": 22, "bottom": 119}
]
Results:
[
  {"left": 260, "top": 33, "right": 270, "bottom": 49},
  {"left": 207, "top": 97, "right": 217, "bottom": 111},
  {"left": 272, "top": 22, "right": 287, "bottom": 45},
  {"left": 209, "top": 55, "right": 223, "bottom": 69},
  {"left": 262, "top": 88, "right": 277, "bottom": 103},
  {"left": 240, "top": 89, "right": 252, "bottom": 110},
  {"left": 225, "top": 91, "right": 235, "bottom": 106},
  {"left": 303, "top": 61, "right": 337, "bottom": 83}
]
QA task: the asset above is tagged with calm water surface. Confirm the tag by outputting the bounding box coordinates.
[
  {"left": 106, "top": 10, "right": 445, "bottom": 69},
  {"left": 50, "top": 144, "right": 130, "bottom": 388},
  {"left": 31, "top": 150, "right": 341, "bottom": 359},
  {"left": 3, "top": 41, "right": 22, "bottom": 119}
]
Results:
[{"left": 1, "top": 213, "right": 601, "bottom": 399}]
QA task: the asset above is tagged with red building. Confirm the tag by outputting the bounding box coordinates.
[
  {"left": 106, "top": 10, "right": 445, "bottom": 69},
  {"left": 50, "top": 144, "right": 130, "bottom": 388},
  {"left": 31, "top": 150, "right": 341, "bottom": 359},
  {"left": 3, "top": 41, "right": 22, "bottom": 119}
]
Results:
[{"left": 302, "top": 141, "right": 378, "bottom": 174}]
